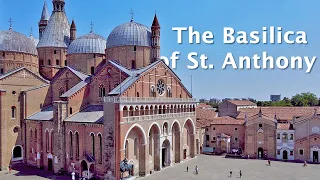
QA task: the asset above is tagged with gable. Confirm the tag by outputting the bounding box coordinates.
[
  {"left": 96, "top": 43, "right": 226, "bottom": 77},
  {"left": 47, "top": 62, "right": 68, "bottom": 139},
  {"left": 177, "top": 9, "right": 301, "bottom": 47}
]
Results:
[
  {"left": 0, "top": 68, "right": 48, "bottom": 90},
  {"left": 121, "top": 61, "right": 192, "bottom": 98}
]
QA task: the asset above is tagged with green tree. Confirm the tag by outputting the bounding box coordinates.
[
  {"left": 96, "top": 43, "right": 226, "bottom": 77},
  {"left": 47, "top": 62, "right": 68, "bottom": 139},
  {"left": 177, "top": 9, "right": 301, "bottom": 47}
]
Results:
[{"left": 291, "top": 92, "right": 318, "bottom": 106}]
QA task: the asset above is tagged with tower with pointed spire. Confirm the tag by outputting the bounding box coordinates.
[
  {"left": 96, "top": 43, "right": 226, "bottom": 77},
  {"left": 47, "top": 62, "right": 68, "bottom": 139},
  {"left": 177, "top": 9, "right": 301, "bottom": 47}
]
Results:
[
  {"left": 53, "top": 0, "right": 65, "bottom": 12},
  {"left": 151, "top": 13, "right": 160, "bottom": 63},
  {"left": 38, "top": 1, "right": 49, "bottom": 39},
  {"left": 70, "top": 19, "right": 76, "bottom": 42}
]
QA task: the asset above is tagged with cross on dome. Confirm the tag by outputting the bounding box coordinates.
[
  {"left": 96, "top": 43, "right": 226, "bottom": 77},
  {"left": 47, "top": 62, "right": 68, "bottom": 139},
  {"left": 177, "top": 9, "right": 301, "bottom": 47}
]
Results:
[
  {"left": 130, "top": 9, "right": 134, "bottom": 22},
  {"left": 8, "top": 18, "right": 13, "bottom": 30}
]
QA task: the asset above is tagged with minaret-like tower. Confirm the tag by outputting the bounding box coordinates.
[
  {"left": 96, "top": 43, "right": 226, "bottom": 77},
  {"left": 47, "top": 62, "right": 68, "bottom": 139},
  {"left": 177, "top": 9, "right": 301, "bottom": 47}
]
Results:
[
  {"left": 151, "top": 13, "right": 160, "bottom": 63},
  {"left": 38, "top": 1, "right": 49, "bottom": 39},
  {"left": 70, "top": 19, "right": 76, "bottom": 42}
]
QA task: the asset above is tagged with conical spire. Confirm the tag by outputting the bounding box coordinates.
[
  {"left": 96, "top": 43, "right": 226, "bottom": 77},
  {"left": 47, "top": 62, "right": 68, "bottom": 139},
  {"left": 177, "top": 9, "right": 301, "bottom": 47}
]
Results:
[
  {"left": 71, "top": 19, "right": 76, "bottom": 29},
  {"left": 152, "top": 13, "right": 160, "bottom": 27},
  {"left": 41, "top": 1, "right": 49, "bottom": 21}
]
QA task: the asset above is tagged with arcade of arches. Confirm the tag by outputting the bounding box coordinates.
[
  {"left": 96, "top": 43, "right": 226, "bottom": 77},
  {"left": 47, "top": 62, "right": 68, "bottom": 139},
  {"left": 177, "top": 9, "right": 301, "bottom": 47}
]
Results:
[{"left": 121, "top": 118, "right": 197, "bottom": 176}]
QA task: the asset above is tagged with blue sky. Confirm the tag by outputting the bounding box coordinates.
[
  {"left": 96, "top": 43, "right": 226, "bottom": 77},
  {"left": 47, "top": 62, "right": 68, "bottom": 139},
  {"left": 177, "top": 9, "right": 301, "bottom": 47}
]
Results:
[{"left": 1, "top": 0, "right": 320, "bottom": 100}]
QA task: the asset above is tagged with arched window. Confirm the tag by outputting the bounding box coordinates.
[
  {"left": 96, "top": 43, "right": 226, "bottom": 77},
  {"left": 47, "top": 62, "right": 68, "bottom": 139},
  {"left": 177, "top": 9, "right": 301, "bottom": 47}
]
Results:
[
  {"left": 0, "top": 69, "right": 3, "bottom": 74},
  {"left": 51, "top": 131, "right": 54, "bottom": 153},
  {"left": 75, "top": 132, "right": 79, "bottom": 158},
  {"left": 45, "top": 131, "right": 49, "bottom": 153},
  {"left": 167, "top": 87, "right": 172, "bottom": 97},
  {"left": 150, "top": 86, "right": 156, "bottom": 97},
  {"left": 2, "top": 52, "right": 5, "bottom": 57},
  {"left": 70, "top": 131, "right": 73, "bottom": 158},
  {"left": 35, "top": 129, "right": 37, "bottom": 142},
  {"left": 134, "top": 138, "right": 138, "bottom": 156},
  {"left": 40, "top": 60, "right": 44, "bottom": 65},
  {"left": 56, "top": 59, "right": 60, "bottom": 65},
  {"left": 99, "top": 85, "right": 106, "bottom": 97},
  {"left": 137, "top": 92, "right": 140, "bottom": 97},
  {"left": 91, "top": 133, "right": 95, "bottom": 157},
  {"left": 54, "top": 50, "right": 57, "bottom": 54},
  {"left": 65, "top": 80, "right": 69, "bottom": 91},
  {"left": 48, "top": 59, "right": 51, "bottom": 66},
  {"left": 12, "top": 146, "right": 23, "bottom": 161},
  {"left": 91, "top": 66, "right": 95, "bottom": 75},
  {"left": 131, "top": 60, "right": 136, "bottom": 69},
  {"left": 125, "top": 140, "right": 129, "bottom": 158},
  {"left": 11, "top": 106, "right": 16, "bottom": 119},
  {"left": 64, "top": 60, "right": 67, "bottom": 66},
  {"left": 133, "top": 46, "right": 136, "bottom": 52},
  {"left": 69, "top": 107, "right": 73, "bottom": 115},
  {"left": 98, "top": 134, "right": 102, "bottom": 163},
  {"left": 30, "top": 129, "right": 33, "bottom": 142}
]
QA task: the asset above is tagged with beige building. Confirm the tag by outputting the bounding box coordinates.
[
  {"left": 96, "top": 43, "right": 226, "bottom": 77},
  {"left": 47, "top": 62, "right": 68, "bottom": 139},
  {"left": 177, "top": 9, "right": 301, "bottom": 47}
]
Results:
[{"left": 218, "top": 100, "right": 257, "bottom": 118}]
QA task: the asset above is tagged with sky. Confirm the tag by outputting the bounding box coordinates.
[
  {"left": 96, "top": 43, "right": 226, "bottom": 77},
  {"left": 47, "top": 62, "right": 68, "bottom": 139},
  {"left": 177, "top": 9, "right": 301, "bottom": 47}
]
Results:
[{"left": 1, "top": 0, "right": 320, "bottom": 101}]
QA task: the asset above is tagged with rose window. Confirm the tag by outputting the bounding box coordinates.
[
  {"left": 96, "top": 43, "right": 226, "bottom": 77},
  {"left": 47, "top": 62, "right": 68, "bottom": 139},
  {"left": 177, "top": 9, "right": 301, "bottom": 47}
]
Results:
[{"left": 156, "top": 79, "right": 165, "bottom": 95}]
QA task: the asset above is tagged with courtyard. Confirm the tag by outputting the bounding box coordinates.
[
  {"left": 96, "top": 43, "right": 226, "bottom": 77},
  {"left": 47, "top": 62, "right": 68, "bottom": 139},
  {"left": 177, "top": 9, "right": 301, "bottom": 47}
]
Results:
[{"left": 141, "top": 154, "right": 320, "bottom": 180}]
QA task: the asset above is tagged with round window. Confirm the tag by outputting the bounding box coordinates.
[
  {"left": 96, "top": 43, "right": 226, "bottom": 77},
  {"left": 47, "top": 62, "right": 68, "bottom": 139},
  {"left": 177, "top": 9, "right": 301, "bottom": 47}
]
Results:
[{"left": 156, "top": 79, "right": 165, "bottom": 95}]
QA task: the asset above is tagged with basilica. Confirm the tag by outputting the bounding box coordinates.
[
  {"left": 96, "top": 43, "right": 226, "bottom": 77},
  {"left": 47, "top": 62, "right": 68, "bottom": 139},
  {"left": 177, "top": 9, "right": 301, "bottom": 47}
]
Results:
[{"left": 0, "top": 0, "right": 197, "bottom": 179}]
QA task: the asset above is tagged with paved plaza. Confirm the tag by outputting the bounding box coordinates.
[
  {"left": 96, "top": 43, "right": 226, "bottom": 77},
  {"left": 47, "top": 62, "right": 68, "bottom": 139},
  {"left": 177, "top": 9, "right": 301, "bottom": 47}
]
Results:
[{"left": 141, "top": 155, "right": 320, "bottom": 180}]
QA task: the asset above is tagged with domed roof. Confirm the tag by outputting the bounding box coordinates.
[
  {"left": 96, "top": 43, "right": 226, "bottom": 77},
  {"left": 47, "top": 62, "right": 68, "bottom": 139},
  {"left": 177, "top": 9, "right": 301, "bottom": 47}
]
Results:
[
  {"left": 29, "top": 35, "right": 39, "bottom": 47},
  {"left": 68, "top": 32, "right": 106, "bottom": 54},
  {"left": 106, "top": 21, "right": 151, "bottom": 48},
  {"left": 0, "top": 29, "right": 38, "bottom": 55}
]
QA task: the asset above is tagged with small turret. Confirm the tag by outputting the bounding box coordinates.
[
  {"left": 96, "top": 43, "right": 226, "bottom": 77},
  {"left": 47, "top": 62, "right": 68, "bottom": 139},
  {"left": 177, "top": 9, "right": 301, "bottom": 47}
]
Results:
[
  {"left": 151, "top": 13, "right": 160, "bottom": 63},
  {"left": 70, "top": 19, "right": 76, "bottom": 42},
  {"left": 53, "top": 0, "right": 65, "bottom": 12},
  {"left": 38, "top": 1, "right": 49, "bottom": 39}
]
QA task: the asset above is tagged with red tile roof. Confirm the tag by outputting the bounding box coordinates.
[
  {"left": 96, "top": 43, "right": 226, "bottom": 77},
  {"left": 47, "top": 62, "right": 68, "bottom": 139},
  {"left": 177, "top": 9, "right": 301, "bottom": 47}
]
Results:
[
  {"left": 237, "top": 107, "right": 320, "bottom": 121},
  {"left": 228, "top": 100, "right": 257, "bottom": 106},
  {"left": 198, "top": 116, "right": 245, "bottom": 126},
  {"left": 196, "top": 107, "right": 217, "bottom": 120},
  {"left": 277, "top": 123, "right": 291, "bottom": 130}
]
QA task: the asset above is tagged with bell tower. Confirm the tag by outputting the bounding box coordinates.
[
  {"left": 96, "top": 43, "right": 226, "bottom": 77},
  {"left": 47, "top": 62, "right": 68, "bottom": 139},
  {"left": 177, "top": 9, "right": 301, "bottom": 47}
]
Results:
[
  {"left": 53, "top": 0, "right": 65, "bottom": 12},
  {"left": 151, "top": 13, "right": 160, "bottom": 63},
  {"left": 70, "top": 19, "right": 76, "bottom": 42}
]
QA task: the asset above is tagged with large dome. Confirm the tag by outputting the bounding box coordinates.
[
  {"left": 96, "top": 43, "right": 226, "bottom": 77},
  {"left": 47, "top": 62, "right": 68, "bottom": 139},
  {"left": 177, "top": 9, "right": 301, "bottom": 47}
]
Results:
[
  {"left": 106, "top": 21, "right": 151, "bottom": 48},
  {"left": 0, "top": 29, "right": 38, "bottom": 56},
  {"left": 68, "top": 32, "right": 106, "bottom": 54}
]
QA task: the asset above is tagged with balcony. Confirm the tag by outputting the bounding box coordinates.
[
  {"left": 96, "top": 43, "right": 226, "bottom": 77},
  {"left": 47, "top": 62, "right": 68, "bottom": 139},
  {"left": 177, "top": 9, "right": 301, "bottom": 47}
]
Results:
[
  {"left": 122, "top": 112, "right": 196, "bottom": 123},
  {"left": 104, "top": 97, "right": 197, "bottom": 104}
]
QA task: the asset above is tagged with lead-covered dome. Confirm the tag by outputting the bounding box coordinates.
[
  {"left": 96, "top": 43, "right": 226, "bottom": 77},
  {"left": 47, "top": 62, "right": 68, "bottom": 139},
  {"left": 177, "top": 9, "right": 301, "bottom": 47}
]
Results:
[
  {"left": 106, "top": 21, "right": 151, "bottom": 48},
  {"left": 68, "top": 32, "right": 106, "bottom": 54},
  {"left": 0, "top": 29, "right": 38, "bottom": 55}
]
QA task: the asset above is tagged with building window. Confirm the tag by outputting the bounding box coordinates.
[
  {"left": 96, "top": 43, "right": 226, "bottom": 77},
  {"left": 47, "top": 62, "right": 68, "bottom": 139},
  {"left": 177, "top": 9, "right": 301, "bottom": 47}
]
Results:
[
  {"left": 299, "top": 149, "right": 304, "bottom": 155},
  {"left": 48, "top": 59, "right": 51, "bottom": 65},
  {"left": 54, "top": 50, "right": 57, "bottom": 54},
  {"left": 98, "top": 134, "right": 102, "bottom": 163},
  {"left": 56, "top": 59, "right": 60, "bottom": 65},
  {"left": 131, "top": 60, "right": 136, "bottom": 69},
  {"left": 99, "top": 86, "right": 106, "bottom": 97},
  {"left": 235, "top": 128, "right": 238, "bottom": 131},
  {"left": 136, "top": 92, "right": 139, "bottom": 97},
  {"left": 51, "top": 131, "right": 54, "bottom": 153},
  {"left": 75, "top": 132, "right": 79, "bottom": 158},
  {"left": 46, "top": 131, "right": 49, "bottom": 153},
  {"left": 133, "top": 46, "right": 136, "bottom": 51},
  {"left": 213, "top": 137, "right": 216, "bottom": 141},
  {"left": 12, "top": 91, "right": 16, "bottom": 95},
  {"left": 35, "top": 129, "right": 37, "bottom": 142},
  {"left": 11, "top": 106, "right": 16, "bottom": 119},
  {"left": 277, "top": 133, "right": 280, "bottom": 139},
  {"left": 206, "top": 135, "right": 209, "bottom": 141},
  {"left": 40, "top": 60, "right": 44, "bottom": 65},
  {"left": 277, "top": 150, "right": 280, "bottom": 155},
  {"left": 69, "top": 107, "right": 73, "bottom": 115},
  {"left": 289, "top": 134, "right": 293, "bottom": 140},
  {"left": 64, "top": 60, "right": 67, "bottom": 66},
  {"left": 167, "top": 87, "right": 172, "bottom": 97},
  {"left": 30, "top": 129, "right": 33, "bottom": 142},
  {"left": 91, "top": 133, "right": 95, "bottom": 157},
  {"left": 206, "top": 128, "right": 208, "bottom": 131},
  {"left": 0, "top": 69, "right": 3, "bottom": 74},
  {"left": 59, "top": 88, "right": 64, "bottom": 96},
  {"left": 93, "top": 54, "right": 96, "bottom": 58},
  {"left": 150, "top": 86, "right": 156, "bottom": 97},
  {"left": 70, "top": 132, "right": 73, "bottom": 158},
  {"left": 125, "top": 140, "right": 129, "bottom": 158},
  {"left": 213, "top": 127, "right": 215, "bottom": 130},
  {"left": 290, "top": 151, "right": 293, "bottom": 156},
  {"left": 282, "top": 133, "right": 288, "bottom": 140},
  {"left": 2, "top": 52, "right": 5, "bottom": 57},
  {"left": 259, "top": 124, "right": 262, "bottom": 128},
  {"left": 235, "top": 137, "right": 238, "bottom": 142},
  {"left": 91, "top": 66, "right": 94, "bottom": 75}
]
